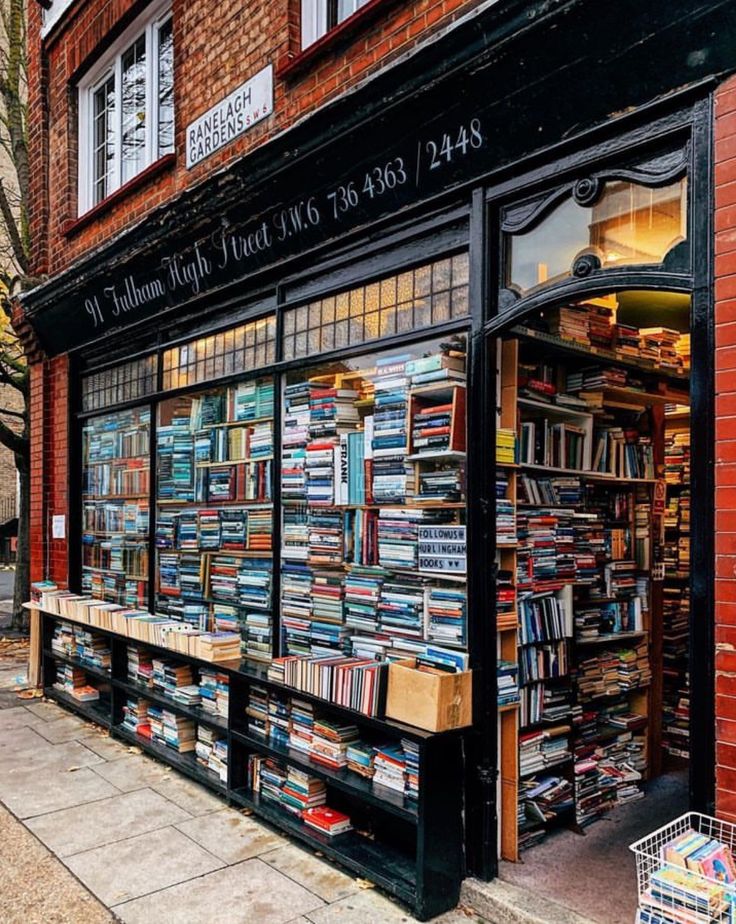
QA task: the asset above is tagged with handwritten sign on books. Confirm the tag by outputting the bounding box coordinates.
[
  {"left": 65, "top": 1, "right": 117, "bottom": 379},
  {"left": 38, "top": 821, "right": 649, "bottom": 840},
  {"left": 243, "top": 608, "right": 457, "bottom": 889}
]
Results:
[{"left": 418, "top": 525, "right": 466, "bottom": 574}]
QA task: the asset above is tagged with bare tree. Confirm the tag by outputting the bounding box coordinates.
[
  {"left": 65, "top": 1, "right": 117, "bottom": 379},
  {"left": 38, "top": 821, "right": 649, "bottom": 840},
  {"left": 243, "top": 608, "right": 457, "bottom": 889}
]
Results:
[{"left": 0, "top": 0, "right": 31, "bottom": 629}]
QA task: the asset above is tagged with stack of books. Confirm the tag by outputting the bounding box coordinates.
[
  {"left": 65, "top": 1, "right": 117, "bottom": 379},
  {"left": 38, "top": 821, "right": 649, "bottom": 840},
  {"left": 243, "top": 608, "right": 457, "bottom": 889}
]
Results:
[
  {"left": 496, "top": 428, "right": 516, "bottom": 465},
  {"left": 198, "top": 668, "right": 229, "bottom": 717},
  {"left": 122, "top": 697, "right": 151, "bottom": 737},
  {"left": 194, "top": 725, "right": 228, "bottom": 782},
  {"left": 53, "top": 664, "right": 100, "bottom": 701},
  {"left": 267, "top": 655, "right": 388, "bottom": 717},
  {"left": 372, "top": 354, "right": 411, "bottom": 503},
  {"left": 498, "top": 660, "right": 520, "bottom": 706}
]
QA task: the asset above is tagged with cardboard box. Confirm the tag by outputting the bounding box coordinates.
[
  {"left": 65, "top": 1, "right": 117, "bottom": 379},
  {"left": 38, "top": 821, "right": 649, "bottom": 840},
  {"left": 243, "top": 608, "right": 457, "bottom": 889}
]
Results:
[{"left": 385, "top": 659, "right": 472, "bottom": 732}]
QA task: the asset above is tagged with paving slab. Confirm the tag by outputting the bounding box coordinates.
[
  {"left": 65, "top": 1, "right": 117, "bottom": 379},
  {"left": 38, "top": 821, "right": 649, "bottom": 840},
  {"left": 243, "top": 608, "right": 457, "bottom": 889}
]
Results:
[
  {"left": 91, "top": 754, "right": 173, "bottom": 791},
  {"left": 262, "top": 843, "right": 360, "bottom": 902},
  {"left": 0, "top": 733, "right": 104, "bottom": 779},
  {"left": 77, "top": 730, "right": 129, "bottom": 761},
  {"left": 67, "top": 825, "right": 225, "bottom": 906},
  {"left": 175, "top": 808, "right": 285, "bottom": 864},
  {"left": 33, "top": 714, "right": 101, "bottom": 744},
  {"left": 151, "top": 773, "right": 225, "bottom": 815},
  {"left": 0, "top": 705, "right": 47, "bottom": 731},
  {"left": 113, "top": 857, "right": 325, "bottom": 924},
  {"left": 0, "top": 764, "right": 119, "bottom": 818},
  {"left": 304, "top": 888, "right": 477, "bottom": 924},
  {"left": 26, "top": 787, "right": 192, "bottom": 857},
  {"left": 0, "top": 803, "right": 112, "bottom": 924},
  {"left": 24, "top": 700, "right": 68, "bottom": 721}
]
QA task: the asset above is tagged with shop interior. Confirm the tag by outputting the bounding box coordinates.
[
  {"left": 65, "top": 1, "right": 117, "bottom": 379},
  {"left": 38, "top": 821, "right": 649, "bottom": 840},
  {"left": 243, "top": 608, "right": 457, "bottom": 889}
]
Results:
[{"left": 495, "top": 288, "right": 692, "bottom": 924}]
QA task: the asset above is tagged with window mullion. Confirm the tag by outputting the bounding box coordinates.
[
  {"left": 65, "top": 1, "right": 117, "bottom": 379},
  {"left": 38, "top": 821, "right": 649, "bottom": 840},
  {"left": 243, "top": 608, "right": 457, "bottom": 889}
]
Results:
[{"left": 114, "top": 54, "right": 123, "bottom": 193}]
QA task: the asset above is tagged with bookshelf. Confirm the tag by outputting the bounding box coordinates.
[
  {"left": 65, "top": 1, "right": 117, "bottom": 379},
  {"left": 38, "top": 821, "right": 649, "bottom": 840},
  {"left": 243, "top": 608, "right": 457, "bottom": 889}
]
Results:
[
  {"left": 82, "top": 407, "right": 151, "bottom": 608},
  {"left": 37, "top": 604, "right": 464, "bottom": 921},
  {"left": 154, "top": 378, "right": 275, "bottom": 660},
  {"left": 280, "top": 334, "right": 469, "bottom": 663},
  {"left": 497, "top": 300, "right": 690, "bottom": 861},
  {"left": 662, "top": 407, "right": 691, "bottom": 760}
]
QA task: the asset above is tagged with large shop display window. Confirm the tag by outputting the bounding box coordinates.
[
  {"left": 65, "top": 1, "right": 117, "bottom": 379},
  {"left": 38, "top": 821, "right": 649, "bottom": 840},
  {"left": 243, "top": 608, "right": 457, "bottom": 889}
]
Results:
[
  {"left": 82, "top": 406, "right": 151, "bottom": 606},
  {"left": 280, "top": 332, "right": 468, "bottom": 664},
  {"left": 155, "top": 377, "right": 275, "bottom": 661}
]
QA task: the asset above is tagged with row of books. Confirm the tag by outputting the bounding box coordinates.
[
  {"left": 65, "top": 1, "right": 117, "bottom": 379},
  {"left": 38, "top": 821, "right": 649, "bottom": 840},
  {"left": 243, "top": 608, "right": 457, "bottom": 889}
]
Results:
[
  {"left": 282, "top": 562, "right": 467, "bottom": 656},
  {"left": 51, "top": 622, "right": 111, "bottom": 671},
  {"left": 247, "top": 755, "right": 353, "bottom": 836},
  {"left": 245, "top": 687, "right": 420, "bottom": 800},
  {"left": 576, "top": 640, "right": 652, "bottom": 701},
  {"left": 83, "top": 409, "right": 151, "bottom": 463},
  {"left": 83, "top": 501, "right": 148, "bottom": 536},
  {"left": 53, "top": 664, "right": 103, "bottom": 703},
  {"left": 539, "top": 305, "right": 690, "bottom": 372},
  {"left": 82, "top": 538, "right": 148, "bottom": 576},
  {"left": 40, "top": 591, "right": 242, "bottom": 663},
  {"left": 159, "top": 459, "right": 273, "bottom": 504},
  {"left": 195, "top": 422, "right": 273, "bottom": 464},
  {"left": 267, "top": 655, "right": 388, "bottom": 718},
  {"left": 155, "top": 507, "right": 273, "bottom": 552},
  {"left": 81, "top": 569, "right": 147, "bottom": 609},
  {"left": 83, "top": 462, "right": 150, "bottom": 498}
]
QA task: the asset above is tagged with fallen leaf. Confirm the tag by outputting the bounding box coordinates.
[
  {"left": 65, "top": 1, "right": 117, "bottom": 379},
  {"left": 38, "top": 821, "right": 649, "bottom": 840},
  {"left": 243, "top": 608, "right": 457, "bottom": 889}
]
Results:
[
  {"left": 240, "top": 808, "right": 253, "bottom": 816},
  {"left": 356, "top": 879, "right": 375, "bottom": 890},
  {"left": 66, "top": 766, "right": 83, "bottom": 773},
  {"left": 17, "top": 689, "right": 42, "bottom": 699}
]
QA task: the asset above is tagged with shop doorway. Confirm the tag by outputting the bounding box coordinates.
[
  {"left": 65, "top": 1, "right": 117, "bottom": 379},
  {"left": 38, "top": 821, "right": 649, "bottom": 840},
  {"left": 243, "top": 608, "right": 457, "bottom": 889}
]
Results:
[{"left": 491, "top": 287, "right": 704, "bottom": 924}]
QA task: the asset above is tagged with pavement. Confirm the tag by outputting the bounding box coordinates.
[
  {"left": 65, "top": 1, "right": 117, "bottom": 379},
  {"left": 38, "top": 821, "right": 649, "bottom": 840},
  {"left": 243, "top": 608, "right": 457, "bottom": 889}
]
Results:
[{"left": 0, "top": 650, "right": 485, "bottom": 924}]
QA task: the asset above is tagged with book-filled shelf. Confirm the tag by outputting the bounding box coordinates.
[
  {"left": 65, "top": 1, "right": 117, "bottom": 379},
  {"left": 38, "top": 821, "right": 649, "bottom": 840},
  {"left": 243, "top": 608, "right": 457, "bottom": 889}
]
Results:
[
  {"left": 155, "top": 378, "right": 275, "bottom": 662},
  {"left": 36, "top": 596, "right": 464, "bottom": 920},
  {"left": 82, "top": 407, "right": 151, "bottom": 608},
  {"left": 495, "top": 296, "right": 691, "bottom": 862},
  {"left": 280, "top": 334, "right": 469, "bottom": 668}
]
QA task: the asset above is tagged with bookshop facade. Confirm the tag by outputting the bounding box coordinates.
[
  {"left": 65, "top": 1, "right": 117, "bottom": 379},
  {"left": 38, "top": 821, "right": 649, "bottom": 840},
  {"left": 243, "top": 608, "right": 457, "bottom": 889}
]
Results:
[{"left": 19, "top": 0, "right": 736, "bottom": 917}]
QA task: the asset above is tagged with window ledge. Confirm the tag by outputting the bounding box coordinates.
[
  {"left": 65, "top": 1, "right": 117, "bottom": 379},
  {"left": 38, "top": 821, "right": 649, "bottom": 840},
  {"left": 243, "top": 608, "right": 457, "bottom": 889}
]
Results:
[
  {"left": 63, "top": 154, "right": 176, "bottom": 238},
  {"left": 276, "top": 0, "right": 397, "bottom": 80}
]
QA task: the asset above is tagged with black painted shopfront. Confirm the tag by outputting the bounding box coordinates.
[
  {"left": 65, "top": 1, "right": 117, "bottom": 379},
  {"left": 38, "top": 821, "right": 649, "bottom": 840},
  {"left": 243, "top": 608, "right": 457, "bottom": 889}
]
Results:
[{"left": 22, "top": 0, "right": 736, "bottom": 916}]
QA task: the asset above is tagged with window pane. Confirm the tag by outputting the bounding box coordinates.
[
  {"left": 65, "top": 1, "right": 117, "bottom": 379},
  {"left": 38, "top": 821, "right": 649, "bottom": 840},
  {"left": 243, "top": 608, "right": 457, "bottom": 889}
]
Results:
[
  {"left": 82, "top": 406, "right": 150, "bottom": 608},
  {"left": 507, "top": 178, "right": 688, "bottom": 294},
  {"left": 157, "top": 18, "right": 174, "bottom": 156},
  {"left": 121, "top": 35, "right": 147, "bottom": 184},
  {"left": 92, "top": 75, "right": 115, "bottom": 205}
]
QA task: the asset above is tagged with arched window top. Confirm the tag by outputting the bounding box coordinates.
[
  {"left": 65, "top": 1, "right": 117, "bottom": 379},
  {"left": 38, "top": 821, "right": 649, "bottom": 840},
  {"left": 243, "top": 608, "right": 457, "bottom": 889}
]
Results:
[{"left": 500, "top": 147, "right": 689, "bottom": 302}]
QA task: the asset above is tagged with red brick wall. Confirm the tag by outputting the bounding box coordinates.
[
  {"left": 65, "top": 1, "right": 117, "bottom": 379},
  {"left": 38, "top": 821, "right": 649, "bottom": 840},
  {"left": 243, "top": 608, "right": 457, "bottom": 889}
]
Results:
[
  {"left": 715, "top": 73, "right": 736, "bottom": 821},
  {"left": 29, "top": 356, "right": 70, "bottom": 587},
  {"left": 29, "top": 0, "right": 480, "bottom": 279}
]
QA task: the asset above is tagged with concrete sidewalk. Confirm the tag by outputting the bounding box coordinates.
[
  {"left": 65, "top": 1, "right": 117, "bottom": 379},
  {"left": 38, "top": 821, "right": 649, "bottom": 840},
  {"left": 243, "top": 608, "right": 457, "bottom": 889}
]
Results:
[{"left": 0, "top": 688, "right": 484, "bottom": 924}]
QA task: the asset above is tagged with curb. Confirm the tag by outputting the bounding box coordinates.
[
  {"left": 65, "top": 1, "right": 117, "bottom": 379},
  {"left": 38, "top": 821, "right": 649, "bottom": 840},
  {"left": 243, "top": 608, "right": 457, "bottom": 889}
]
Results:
[{"left": 460, "top": 878, "right": 598, "bottom": 924}]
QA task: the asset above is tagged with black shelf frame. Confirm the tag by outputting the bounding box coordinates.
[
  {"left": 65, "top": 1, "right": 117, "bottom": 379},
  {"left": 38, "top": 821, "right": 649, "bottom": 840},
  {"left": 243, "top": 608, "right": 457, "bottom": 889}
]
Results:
[{"left": 40, "top": 607, "right": 465, "bottom": 920}]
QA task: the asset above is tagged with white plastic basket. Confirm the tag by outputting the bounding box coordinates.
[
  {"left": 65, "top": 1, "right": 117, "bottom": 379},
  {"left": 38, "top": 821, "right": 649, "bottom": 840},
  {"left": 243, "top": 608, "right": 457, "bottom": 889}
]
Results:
[{"left": 630, "top": 812, "right": 736, "bottom": 923}]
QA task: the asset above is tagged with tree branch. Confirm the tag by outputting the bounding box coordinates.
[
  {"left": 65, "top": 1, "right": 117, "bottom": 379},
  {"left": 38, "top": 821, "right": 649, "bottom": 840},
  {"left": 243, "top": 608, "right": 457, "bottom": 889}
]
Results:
[
  {"left": 0, "top": 179, "right": 26, "bottom": 272},
  {"left": 0, "top": 416, "right": 26, "bottom": 455}
]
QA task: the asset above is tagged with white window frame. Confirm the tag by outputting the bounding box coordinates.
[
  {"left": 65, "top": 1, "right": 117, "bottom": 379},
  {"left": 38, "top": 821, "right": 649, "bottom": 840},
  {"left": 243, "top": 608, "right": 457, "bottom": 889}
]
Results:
[
  {"left": 301, "top": 0, "right": 371, "bottom": 48},
  {"left": 77, "top": 0, "right": 173, "bottom": 215}
]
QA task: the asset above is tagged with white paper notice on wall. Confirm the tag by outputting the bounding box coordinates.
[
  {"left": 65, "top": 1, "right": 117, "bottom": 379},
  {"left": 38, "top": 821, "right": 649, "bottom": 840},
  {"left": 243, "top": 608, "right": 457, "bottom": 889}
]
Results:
[
  {"left": 186, "top": 65, "right": 274, "bottom": 169},
  {"left": 52, "top": 515, "right": 66, "bottom": 540}
]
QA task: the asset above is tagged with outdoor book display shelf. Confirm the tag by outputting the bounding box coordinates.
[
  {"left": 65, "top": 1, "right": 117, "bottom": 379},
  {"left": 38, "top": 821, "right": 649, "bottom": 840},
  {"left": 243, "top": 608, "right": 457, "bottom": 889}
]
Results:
[{"left": 32, "top": 602, "right": 464, "bottom": 920}]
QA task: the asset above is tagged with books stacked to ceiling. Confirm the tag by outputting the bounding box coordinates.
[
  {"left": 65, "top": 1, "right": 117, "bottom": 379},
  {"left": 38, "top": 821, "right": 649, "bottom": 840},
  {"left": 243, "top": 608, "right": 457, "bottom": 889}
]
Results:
[
  {"left": 372, "top": 355, "right": 411, "bottom": 504},
  {"left": 545, "top": 304, "right": 590, "bottom": 342},
  {"left": 194, "top": 726, "right": 228, "bottom": 783},
  {"left": 281, "top": 382, "right": 315, "bottom": 502}
]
